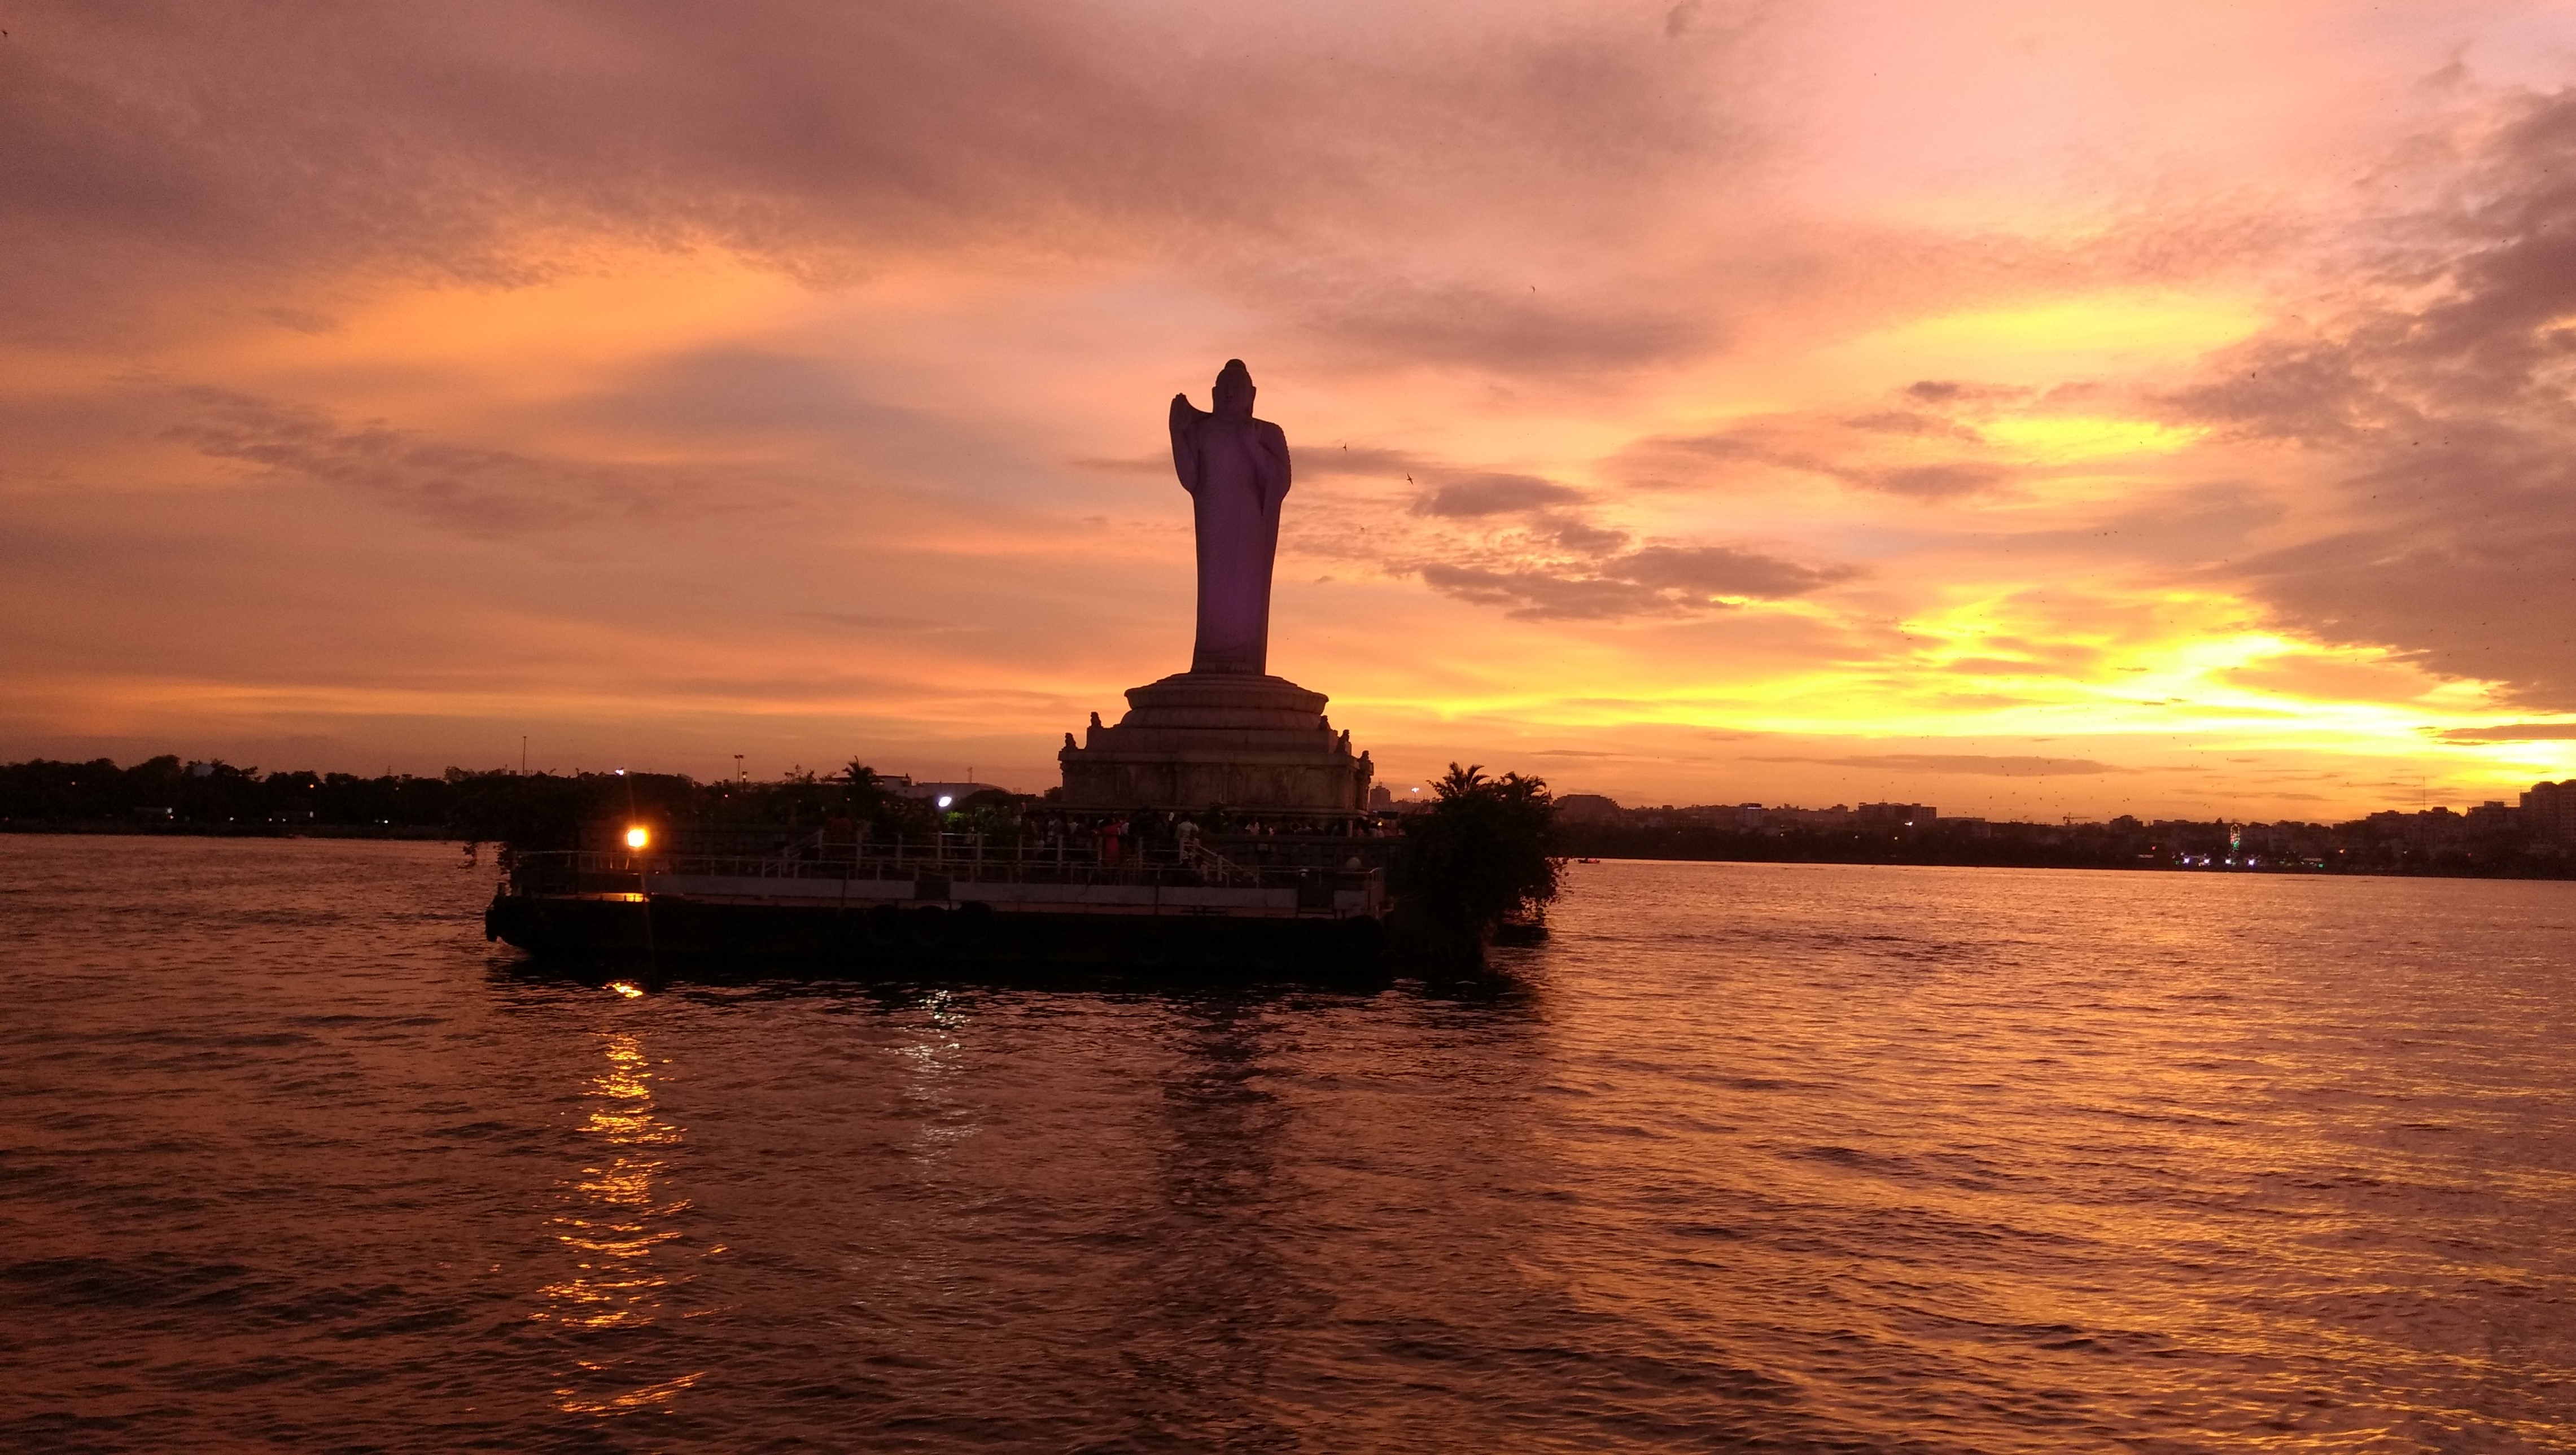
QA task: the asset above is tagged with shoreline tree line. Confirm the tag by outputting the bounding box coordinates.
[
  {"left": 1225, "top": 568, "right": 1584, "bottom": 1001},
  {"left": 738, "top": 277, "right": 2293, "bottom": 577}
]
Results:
[
  {"left": 18, "top": 751, "right": 2560, "bottom": 887},
  {"left": 0, "top": 755, "right": 1568, "bottom": 940}
]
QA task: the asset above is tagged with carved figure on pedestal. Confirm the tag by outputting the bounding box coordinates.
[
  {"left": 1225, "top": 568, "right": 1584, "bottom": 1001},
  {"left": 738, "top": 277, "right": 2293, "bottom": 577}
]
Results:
[
  {"left": 1059, "top": 361, "right": 1367, "bottom": 816},
  {"left": 1170, "top": 359, "right": 1291, "bottom": 676}
]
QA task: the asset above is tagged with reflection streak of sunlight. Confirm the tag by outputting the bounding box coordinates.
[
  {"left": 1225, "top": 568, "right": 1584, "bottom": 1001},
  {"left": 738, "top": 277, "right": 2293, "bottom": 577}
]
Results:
[
  {"left": 534, "top": 1031, "right": 706, "bottom": 1414},
  {"left": 898, "top": 991, "right": 979, "bottom": 1159}
]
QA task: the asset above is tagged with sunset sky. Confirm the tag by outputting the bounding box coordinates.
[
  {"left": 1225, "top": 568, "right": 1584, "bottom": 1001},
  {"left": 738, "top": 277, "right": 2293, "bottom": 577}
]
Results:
[{"left": 6, "top": 1, "right": 2575, "bottom": 818}]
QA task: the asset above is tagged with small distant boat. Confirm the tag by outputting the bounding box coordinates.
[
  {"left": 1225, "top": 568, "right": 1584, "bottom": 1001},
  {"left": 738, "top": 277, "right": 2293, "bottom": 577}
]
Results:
[{"left": 1576, "top": 857, "right": 1602, "bottom": 864}]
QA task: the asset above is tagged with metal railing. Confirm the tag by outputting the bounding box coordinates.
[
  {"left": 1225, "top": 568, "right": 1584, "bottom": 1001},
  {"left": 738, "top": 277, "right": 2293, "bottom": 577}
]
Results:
[{"left": 509, "top": 830, "right": 1389, "bottom": 899}]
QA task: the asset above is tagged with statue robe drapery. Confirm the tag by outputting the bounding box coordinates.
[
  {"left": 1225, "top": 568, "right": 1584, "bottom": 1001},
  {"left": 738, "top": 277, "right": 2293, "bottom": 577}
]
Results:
[{"left": 1169, "top": 361, "right": 1291, "bottom": 676}]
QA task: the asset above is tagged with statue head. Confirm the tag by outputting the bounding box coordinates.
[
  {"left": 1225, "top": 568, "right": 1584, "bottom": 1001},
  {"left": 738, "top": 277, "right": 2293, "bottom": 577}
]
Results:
[{"left": 1212, "top": 359, "right": 1254, "bottom": 419}]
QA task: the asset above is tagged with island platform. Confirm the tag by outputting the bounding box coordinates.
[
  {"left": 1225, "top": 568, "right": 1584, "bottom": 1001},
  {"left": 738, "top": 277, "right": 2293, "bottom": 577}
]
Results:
[{"left": 484, "top": 831, "right": 1397, "bottom": 971}]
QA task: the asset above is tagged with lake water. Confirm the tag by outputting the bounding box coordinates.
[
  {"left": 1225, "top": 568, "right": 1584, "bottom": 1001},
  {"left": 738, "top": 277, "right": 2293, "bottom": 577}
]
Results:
[{"left": 5, "top": 835, "right": 2574, "bottom": 1452}]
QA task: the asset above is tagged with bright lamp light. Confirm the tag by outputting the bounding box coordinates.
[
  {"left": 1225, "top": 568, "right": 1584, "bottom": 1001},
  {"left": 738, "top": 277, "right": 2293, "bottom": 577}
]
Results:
[{"left": 624, "top": 826, "right": 649, "bottom": 849}]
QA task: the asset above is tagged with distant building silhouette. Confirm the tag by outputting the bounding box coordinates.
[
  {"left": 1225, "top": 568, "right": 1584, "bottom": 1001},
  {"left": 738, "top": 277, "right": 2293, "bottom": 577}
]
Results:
[
  {"left": 1554, "top": 793, "right": 1623, "bottom": 825},
  {"left": 1365, "top": 783, "right": 1433, "bottom": 817},
  {"left": 2525, "top": 779, "right": 2576, "bottom": 845},
  {"left": 1855, "top": 802, "right": 1937, "bottom": 828}
]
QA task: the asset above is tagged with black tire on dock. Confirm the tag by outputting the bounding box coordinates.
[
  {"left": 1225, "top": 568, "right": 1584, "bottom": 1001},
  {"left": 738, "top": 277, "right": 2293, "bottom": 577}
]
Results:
[
  {"left": 1245, "top": 922, "right": 1291, "bottom": 971},
  {"left": 951, "top": 901, "right": 998, "bottom": 956},
  {"left": 865, "top": 903, "right": 906, "bottom": 951},
  {"left": 1177, "top": 919, "right": 1222, "bottom": 968},
  {"left": 1133, "top": 920, "right": 1172, "bottom": 967},
  {"left": 1339, "top": 915, "right": 1387, "bottom": 963},
  {"left": 907, "top": 905, "right": 951, "bottom": 954}
]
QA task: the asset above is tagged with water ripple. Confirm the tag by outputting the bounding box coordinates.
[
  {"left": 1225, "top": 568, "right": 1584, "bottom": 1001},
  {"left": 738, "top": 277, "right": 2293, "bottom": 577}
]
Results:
[{"left": 2, "top": 840, "right": 2573, "bottom": 1450}]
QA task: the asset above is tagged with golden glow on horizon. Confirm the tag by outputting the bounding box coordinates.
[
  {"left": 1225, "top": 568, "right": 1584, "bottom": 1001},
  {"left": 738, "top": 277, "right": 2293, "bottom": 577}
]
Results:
[
  {"left": 1809, "top": 291, "right": 2267, "bottom": 389},
  {"left": 1977, "top": 417, "right": 2210, "bottom": 461},
  {"left": 1912, "top": 293, "right": 2260, "bottom": 356},
  {"left": 1319, "top": 575, "right": 2576, "bottom": 808}
]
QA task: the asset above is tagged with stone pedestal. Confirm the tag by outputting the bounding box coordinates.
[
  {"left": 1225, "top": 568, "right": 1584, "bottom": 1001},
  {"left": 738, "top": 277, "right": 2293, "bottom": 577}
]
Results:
[{"left": 1058, "top": 672, "right": 1373, "bottom": 816}]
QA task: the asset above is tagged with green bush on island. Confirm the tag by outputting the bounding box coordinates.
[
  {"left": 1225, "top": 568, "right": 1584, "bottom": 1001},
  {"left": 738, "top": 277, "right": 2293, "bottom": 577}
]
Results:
[{"left": 1400, "top": 762, "right": 1563, "bottom": 940}]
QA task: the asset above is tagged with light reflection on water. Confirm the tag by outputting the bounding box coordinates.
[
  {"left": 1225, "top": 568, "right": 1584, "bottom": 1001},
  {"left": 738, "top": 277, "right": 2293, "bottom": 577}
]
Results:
[
  {"left": 533, "top": 1029, "right": 706, "bottom": 1414},
  {"left": 2, "top": 837, "right": 2573, "bottom": 1451},
  {"left": 897, "top": 989, "right": 979, "bottom": 1161}
]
